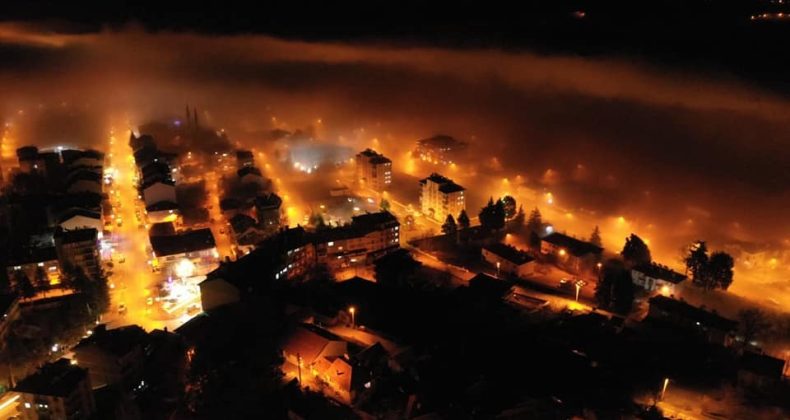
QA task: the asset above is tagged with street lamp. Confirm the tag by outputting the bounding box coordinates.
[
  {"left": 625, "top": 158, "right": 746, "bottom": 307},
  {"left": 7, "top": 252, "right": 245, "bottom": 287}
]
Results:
[
  {"left": 349, "top": 306, "right": 356, "bottom": 328},
  {"left": 575, "top": 282, "right": 581, "bottom": 302},
  {"left": 496, "top": 261, "right": 501, "bottom": 278},
  {"left": 660, "top": 377, "right": 670, "bottom": 401}
]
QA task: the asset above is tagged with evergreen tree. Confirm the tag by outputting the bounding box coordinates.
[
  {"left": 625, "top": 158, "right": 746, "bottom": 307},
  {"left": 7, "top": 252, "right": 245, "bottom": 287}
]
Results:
[
  {"left": 708, "top": 251, "right": 734, "bottom": 290},
  {"left": 526, "top": 207, "right": 543, "bottom": 234},
  {"left": 589, "top": 225, "right": 602, "bottom": 248},
  {"left": 442, "top": 214, "right": 457, "bottom": 235},
  {"left": 457, "top": 210, "right": 470, "bottom": 229},
  {"left": 513, "top": 205, "right": 526, "bottom": 227},
  {"left": 379, "top": 198, "right": 391, "bottom": 212},
  {"left": 621, "top": 234, "right": 651, "bottom": 267},
  {"left": 684, "top": 241, "right": 709, "bottom": 287},
  {"left": 501, "top": 195, "right": 517, "bottom": 219}
]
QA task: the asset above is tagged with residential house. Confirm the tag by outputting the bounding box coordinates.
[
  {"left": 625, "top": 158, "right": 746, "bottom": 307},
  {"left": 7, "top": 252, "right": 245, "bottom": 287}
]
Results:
[
  {"left": 631, "top": 263, "right": 686, "bottom": 295},
  {"left": 14, "top": 359, "right": 96, "bottom": 420},
  {"left": 0, "top": 293, "right": 21, "bottom": 349},
  {"left": 54, "top": 228, "right": 101, "bottom": 280},
  {"left": 313, "top": 211, "right": 400, "bottom": 270},
  {"left": 647, "top": 295, "right": 738, "bottom": 347},
  {"left": 72, "top": 324, "right": 148, "bottom": 390},
  {"left": 540, "top": 232, "right": 603, "bottom": 273},
  {"left": 254, "top": 193, "right": 282, "bottom": 231},
  {"left": 482, "top": 243, "right": 535, "bottom": 277},
  {"left": 142, "top": 180, "right": 177, "bottom": 208},
  {"left": 6, "top": 245, "right": 61, "bottom": 288},
  {"left": 145, "top": 201, "right": 179, "bottom": 224},
  {"left": 150, "top": 228, "right": 218, "bottom": 277},
  {"left": 236, "top": 149, "right": 254, "bottom": 169},
  {"left": 59, "top": 208, "right": 103, "bottom": 233}
]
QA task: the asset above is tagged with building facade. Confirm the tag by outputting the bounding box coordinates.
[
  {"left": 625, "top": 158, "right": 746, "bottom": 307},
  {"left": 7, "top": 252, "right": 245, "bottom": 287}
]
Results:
[
  {"left": 54, "top": 228, "right": 101, "bottom": 280},
  {"left": 14, "top": 359, "right": 96, "bottom": 420},
  {"left": 356, "top": 149, "right": 392, "bottom": 192},
  {"left": 314, "top": 211, "right": 400, "bottom": 270},
  {"left": 482, "top": 243, "right": 535, "bottom": 278},
  {"left": 630, "top": 263, "right": 686, "bottom": 295},
  {"left": 419, "top": 173, "right": 465, "bottom": 222}
]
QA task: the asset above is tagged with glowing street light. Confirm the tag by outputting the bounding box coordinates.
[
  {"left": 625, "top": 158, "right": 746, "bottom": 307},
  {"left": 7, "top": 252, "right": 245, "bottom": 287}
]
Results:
[
  {"left": 349, "top": 306, "right": 356, "bottom": 328},
  {"left": 575, "top": 282, "right": 581, "bottom": 302},
  {"left": 660, "top": 377, "right": 670, "bottom": 401},
  {"left": 496, "top": 261, "right": 501, "bottom": 278}
]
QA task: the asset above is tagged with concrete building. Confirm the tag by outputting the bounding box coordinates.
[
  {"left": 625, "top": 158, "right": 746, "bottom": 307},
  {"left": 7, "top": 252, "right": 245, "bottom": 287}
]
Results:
[
  {"left": 482, "top": 243, "right": 535, "bottom": 278},
  {"left": 72, "top": 324, "right": 148, "bottom": 390},
  {"left": 255, "top": 192, "right": 282, "bottom": 231},
  {"left": 419, "top": 173, "right": 465, "bottom": 222},
  {"left": 6, "top": 246, "right": 62, "bottom": 288},
  {"left": 199, "top": 227, "right": 314, "bottom": 311},
  {"left": 150, "top": 228, "right": 218, "bottom": 277},
  {"left": 737, "top": 352, "right": 787, "bottom": 389},
  {"left": 236, "top": 149, "right": 255, "bottom": 169},
  {"left": 237, "top": 166, "right": 266, "bottom": 187},
  {"left": 142, "top": 180, "right": 177, "bottom": 208},
  {"left": 61, "top": 149, "right": 104, "bottom": 170},
  {"left": 355, "top": 149, "right": 392, "bottom": 192},
  {"left": 313, "top": 211, "right": 400, "bottom": 270},
  {"left": 145, "top": 201, "right": 180, "bottom": 224},
  {"left": 65, "top": 170, "right": 103, "bottom": 195},
  {"left": 14, "top": 359, "right": 96, "bottom": 420},
  {"left": 647, "top": 295, "right": 738, "bottom": 347},
  {"left": 414, "top": 134, "right": 467, "bottom": 165},
  {"left": 54, "top": 228, "right": 101, "bottom": 280},
  {"left": 630, "top": 263, "right": 686, "bottom": 295},
  {"left": 540, "top": 232, "right": 603, "bottom": 273},
  {"left": 59, "top": 208, "right": 103, "bottom": 233}
]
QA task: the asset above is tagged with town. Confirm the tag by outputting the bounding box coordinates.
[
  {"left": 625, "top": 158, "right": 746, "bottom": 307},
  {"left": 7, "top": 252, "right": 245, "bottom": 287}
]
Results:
[
  {"left": 1, "top": 2, "right": 790, "bottom": 418},
  {"left": 0, "top": 105, "right": 787, "bottom": 419}
]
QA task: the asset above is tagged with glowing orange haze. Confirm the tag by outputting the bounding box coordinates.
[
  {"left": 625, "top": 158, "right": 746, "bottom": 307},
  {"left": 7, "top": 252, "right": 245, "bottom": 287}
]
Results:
[{"left": 0, "top": 23, "right": 787, "bottom": 312}]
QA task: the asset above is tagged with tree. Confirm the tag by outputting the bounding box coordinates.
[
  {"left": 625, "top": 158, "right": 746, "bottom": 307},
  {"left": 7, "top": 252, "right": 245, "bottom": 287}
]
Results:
[
  {"left": 309, "top": 212, "right": 328, "bottom": 230},
  {"left": 526, "top": 207, "right": 543, "bottom": 233},
  {"left": 34, "top": 266, "right": 49, "bottom": 289},
  {"left": 589, "top": 226, "right": 602, "bottom": 248},
  {"left": 685, "top": 241, "right": 709, "bottom": 286},
  {"left": 708, "top": 251, "right": 734, "bottom": 290},
  {"left": 13, "top": 271, "right": 36, "bottom": 299},
  {"left": 620, "top": 234, "right": 651, "bottom": 267},
  {"left": 513, "top": 205, "right": 526, "bottom": 227},
  {"left": 442, "top": 214, "right": 457, "bottom": 235},
  {"left": 379, "top": 198, "right": 390, "bottom": 212},
  {"left": 457, "top": 210, "right": 470, "bottom": 229},
  {"left": 595, "top": 259, "right": 634, "bottom": 314},
  {"left": 501, "top": 195, "right": 517, "bottom": 219},
  {"left": 479, "top": 197, "right": 505, "bottom": 232},
  {"left": 374, "top": 249, "right": 422, "bottom": 288},
  {"left": 737, "top": 308, "right": 770, "bottom": 347}
]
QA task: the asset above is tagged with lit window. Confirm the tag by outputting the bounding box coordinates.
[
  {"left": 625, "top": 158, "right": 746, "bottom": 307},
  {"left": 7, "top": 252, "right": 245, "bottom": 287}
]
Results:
[{"left": 328, "top": 241, "right": 334, "bottom": 247}]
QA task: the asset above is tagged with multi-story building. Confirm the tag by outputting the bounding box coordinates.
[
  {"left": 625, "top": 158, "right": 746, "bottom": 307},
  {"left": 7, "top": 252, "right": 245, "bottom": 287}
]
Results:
[
  {"left": 72, "top": 324, "right": 148, "bottom": 390},
  {"left": 150, "top": 228, "right": 219, "bottom": 277},
  {"left": 54, "top": 228, "right": 101, "bottom": 280},
  {"left": 6, "top": 246, "right": 62, "bottom": 288},
  {"left": 355, "top": 149, "right": 392, "bottom": 192},
  {"left": 0, "top": 293, "right": 21, "bottom": 349},
  {"left": 199, "top": 227, "right": 315, "bottom": 311},
  {"left": 414, "top": 134, "right": 467, "bottom": 165},
  {"left": 630, "top": 263, "right": 686, "bottom": 295},
  {"left": 255, "top": 192, "right": 282, "bottom": 231},
  {"left": 236, "top": 149, "right": 255, "bottom": 169},
  {"left": 540, "top": 232, "right": 603, "bottom": 273},
  {"left": 419, "top": 173, "right": 465, "bottom": 222},
  {"left": 313, "top": 211, "right": 400, "bottom": 269},
  {"left": 482, "top": 242, "right": 535, "bottom": 278},
  {"left": 14, "top": 359, "right": 96, "bottom": 420}
]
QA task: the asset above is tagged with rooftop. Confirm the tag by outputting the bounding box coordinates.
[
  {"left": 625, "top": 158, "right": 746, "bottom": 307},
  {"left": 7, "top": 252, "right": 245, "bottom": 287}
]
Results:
[
  {"left": 541, "top": 232, "right": 603, "bottom": 257},
  {"left": 54, "top": 228, "right": 98, "bottom": 244},
  {"left": 237, "top": 166, "right": 263, "bottom": 178},
  {"left": 59, "top": 207, "right": 101, "bottom": 222},
  {"left": 255, "top": 192, "right": 282, "bottom": 210},
  {"left": 146, "top": 200, "right": 179, "bottom": 212},
  {"left": 14, "top": 359, "right": 89, "bottom": 397},
  {"left": 74, "top": 324, "right": 148, "bottom": 358},
  {"left": 150, "top": 228, "right": 216, "bottom": 257},
  {"left": 633, "top": 263, "right": 686, "bottom": 284},
  {"left": 420, "top": 173, "right": 465, "bottom": 193},
  {"left": 236, "top": 149, "right": 254, "bottom": 160},
  {"left": 230, "top": 213, "right": 257, "bottom": 234},
  {"left": 61, "top": 149, "right": 104, "bottom": 165},
  {"left": 0, "top": 293, "right": 19, "bottom": 317},
  {"left": 149, "top": 222, "right": 176, "bottom": 237},
  {"left": 281, "top": 323, "right": 345, "bottom": 364},
  {"left": 7, "top": 245, "right": 58, "bottom": 266},
  {"left": 483, "top": 242, "right": 534, "bottom": 265},
  {"left": 358, "top": 148, "right": 391, "bottom": 164},
  {"left": 314, "top": 211, "right": 399, "bottom": 243},
  {"left": 417, "top": 134, "right": 467, "bottom": 149},
  {"left": 648, "top": 295, "right": 738, "bottom": 332}
]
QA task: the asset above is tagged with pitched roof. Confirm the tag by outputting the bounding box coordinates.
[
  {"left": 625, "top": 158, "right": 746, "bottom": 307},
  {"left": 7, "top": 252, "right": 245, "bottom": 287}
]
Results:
[
  {"left": 150, "top": 228, "right": 216, "bottom": 257},
  {"left": 254, "top": 193, "right": 282, "bottom": 210},
  {"left": 417, "top": 134, "right": 467, "bottom": 149},
  {"left": 230, "top": 213, "right": 257, "bottom": 234},
  {"left": 541, "top": 232, "right": 603, "bottom": 257},
  {"left": 483, "top": 242, "right": 534, "bottom": 265},
  {"left": 59, "top": 208, "right": 101, "bottom": 223},
  {"left": 633, "top": 263, "right": 686, "bottom": 284},
  {"left": 14, "top": 359, "right": 89, "bottom": 397},
  {"left": 648, "top": 295, "right": 738, "bottom": 332},
  {"left": 282, "top": 323, "right": 344, "bottom": 364},
  {"left": 237, "top": 166, "right": 262, "bottom": 178}
]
